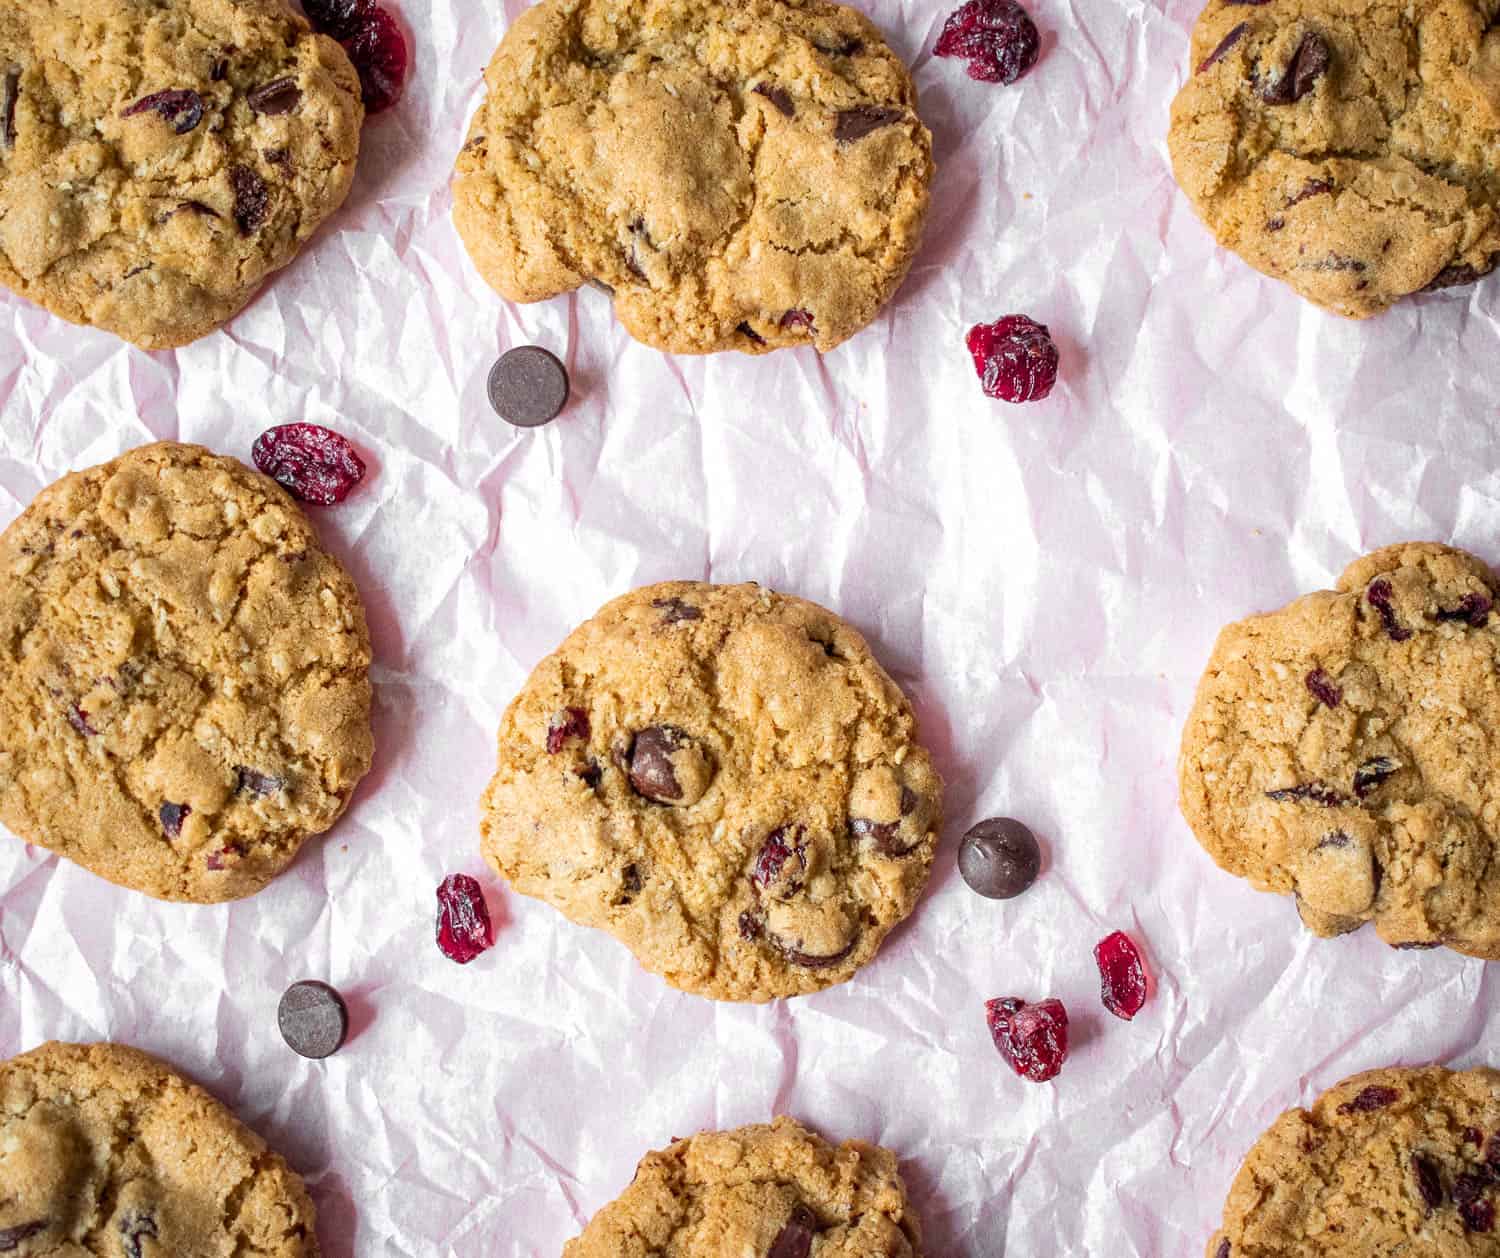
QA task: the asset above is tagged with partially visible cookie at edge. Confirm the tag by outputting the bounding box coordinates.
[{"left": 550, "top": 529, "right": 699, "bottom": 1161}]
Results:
[
  {"left": 0, "top": 1040, "right": 319, "bottom": 1256},
  {"left": 564, "top": 1116, "right": 923, "bottom": 1258},
  {"left": 480, "top": 580, "right": 943, "bottom": 1002},
  {"left": 452, "top": 0, "right": 934, "bottom": 355},
  {"left": 0, "top": 441, "right": 374, "bottom": 903},
  {"left": 0, "top": 0, "right": 364, "bottom": 350}
]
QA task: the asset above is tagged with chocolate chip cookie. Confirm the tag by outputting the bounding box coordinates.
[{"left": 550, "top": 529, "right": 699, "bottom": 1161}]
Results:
[
  {"left": 1168, "top": 0, "right": 1500, "bottom": 318},
  {"left": 1180, "top": 542, "right": 1500, "bottom": 956},
  {"left": 0, "top": 1040, "right": 318, "bottom": 1256},
  {"left": 0, "top": 0, "right": 363, "bottom": 350},
  {"left": 479, "top": 581, "right": 942, "bottom": 1002},
  {"left": 451, "top": 0, "right": 934, "bottom": 355},
  {"left": 1209, "top": 1065, "right": 1500, "bottom": 1256},
  {"left": 0, "top": 442, "right": 374, "bottom": 903},
  {"left": 564, "top": 1116, "right": 923, "bottom": 1258}
]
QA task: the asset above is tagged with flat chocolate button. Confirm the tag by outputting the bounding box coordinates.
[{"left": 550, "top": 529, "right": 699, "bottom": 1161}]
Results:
[
  {"left": 488, "top": 346, "right": 570, "bottom": 428},
  {"left": 277, "top": 980, "right": 348, "bottom": 1059}
]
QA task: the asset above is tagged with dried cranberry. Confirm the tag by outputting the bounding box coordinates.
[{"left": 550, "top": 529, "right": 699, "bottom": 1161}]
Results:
[
  {"left": 435, "top": 873, "right": 494, "bottom": 964},
  {"left": 986, "top": 996, "right": 1069, "bottom": 1082},
  {"left": 1412, "top": 1153, "right": 1444, "bottom": 1213},
  {"left": 1487, "top": 1133, "right": 1500, "bottom": 1169},
  {"left": 1366, "top": 578, "right": 1411, "bottom": 641},
  {"left": 1305, "top": 669, "right": 1342, "bottom": 708},
  {"left": 1286, "top": 179, "right": 1333, "bottom": 208},
  {"left": 1465, "top": 1127, "right": 1484, "bottom": 1147},
  {"left": 752, "top": 826, "right": 807, "bottom": 896},
  {"left": 159, "top": 802, "right": 191, "bottom": 838},
  {"left": 780, "top": 309, "right": 816, "bottom": 332},
  {"left": 1094, "top": 930, "right": 1148, "bottom": 1020},
  {"left": 342, "top": 8, "right": 409, "bottom": 114},
  {"left": 252, "top": 423, "right": 366, "bottom": 505},
  {"left": 1213, "top": 1243, "right": 1230, "bottom": 1258},
  {"left": 301, "top": 0, "right": 377, "bottom": 41},
  {"left": 1437, "top": 592, "right": 1494, "bottom": 627},
  {"left": 121, "top": 89, "right": 205, "bottom": 134},
  {"left": 738, "top": 910, "right": 763, "bottom": 940},
  {"left": 1455, "top": 1175, "right": 1496, "bottom": 1233},
  {"left": 205, "top": 843, "right": 244, "bottom": 871},
  {"left": 934, "top": 0, "right": 1041, "bottom": 85},
  {"left": 1337, "top": 1084, "right": 1399, "bottom": 1114},
  {"left": 966, "top": 315, "right": 1059, "bottom": 403},
  {"left": 1264, "top": 782, "right": 1348, "bottom": 807},
  {"left": 67, "top": 704, "right": 96, "bottom": 736},
  {"left": 545, "top": 707, "right": 590, "bottom": 754},
  {"left": 0, "top": 1222, "right": 48, "bottom": 1252}
]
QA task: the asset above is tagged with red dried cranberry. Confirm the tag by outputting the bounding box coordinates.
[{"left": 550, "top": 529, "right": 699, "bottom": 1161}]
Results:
[
  {"left": 1456, "top": 1178, "right": 1496, "bottom": 1234},
  {"left": 1305, "top": 668, "right": 1342, "bottom": 708},
  {"left": 67, "top": 704, "right": 96, "bottom": 736},
  {"left": 934, "top": 0, "right": 1040, "bottom": 85},
  {"left": 1412, "top": 1153, "right": 1443, "bottom": 1213},
  {"left": 966, "top": 315, "right": 1059, "bottom": 403},
  {"left": 1337, "top": 1084, "right": 1399, "bottom": 1114},
  {"left": 158, "top": 802, "right": 191, "bottom": 838},
  {"left": 1437, "top": 592, "right": 1494, "bottom": 627},
  {"left": 1366, "top": 578, "right": 1412, "bottom": 642},
  {"left": 205, "top": 843, "right": 244, "bottom": 871},
  {"left": 436, "top": 873, "right": 494, "bottom": 964},
  {"left": 986, "top": 996, "right": 1069, "bottom": 1082},
  {"left": 751, "top": 825, "right": 807, "bottom": 895},
  {"left": 545, "top": 707, "right": 590, "bottom": 754},
  {"left": 1094, "top": 930, "right": 1148, "bottom": 1020},
  {"left": 343, "top": 9, "right": 408, "bottom": 114},
  {"left": 1264, "top": 782, "right": 1348, "bottom": 807},
  {"left": 1464, "top": 1127, "right": 1484, "bottom": 1147},
  {"left": 121, "top": 89, "right": 205, "bottom": 134},
  {"left": 780, "top": 309, "right": 816, "bottom": 332},
  {"left": 252, "top": 423, "right": 366, "bottom": 505},
  {"left": 301, "top": 0, "right": 377, "bottom": 41}
]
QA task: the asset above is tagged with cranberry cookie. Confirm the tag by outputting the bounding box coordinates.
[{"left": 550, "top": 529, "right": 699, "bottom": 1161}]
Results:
[
  {"left": 1209, "top": 1066, "right": 1500, "bottom": 1256},
  {"left": 0, "top": 1041, "right": 318, "bottom": 1256},
  {"left": 1168, "top": 0, "right": 1500, "bottom": 317},
  {"left": 565, "top": 1117, "right": 923, "bottom": 1258},
  {"left": 0, "top": 442, "right": 374, "bottom": 903},
  {"left": 452, "top": 0, "right": 933, "bottom": 355},
  {"left": 0, "top": 0, "right": 363, "bottom": 349},
  {"left": 480, "top": 581, "right": 942, "bottom": 1001},
  {"left": 1180, "top": 543, "right": 1500, "bottom": 956}
]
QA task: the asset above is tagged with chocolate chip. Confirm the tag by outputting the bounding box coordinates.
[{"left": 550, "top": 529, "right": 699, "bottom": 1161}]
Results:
[
  {"left": 768, "top": 1204, "right": 819, "bottom": 1258},
  {"left": 834, "top": 106, "right": 904, "bottom": 144},
  {"left": 121, "top": 89, "right": 205, "bottom": 134},
  {"left": 1197, "top": 22, "right": 1248, "bottom": 74},
  {"left": 1266, "top": 216, "right": 1286, "bottom": 232},
  {"left": 1, "top": 67, "right": 19, "bottom": 151},
  {"left": 958, "top": 818, "right": 1041, "bottom": 900},
  {"left": 621, "top": 863, "right": 643, "bottom": 895},
  {"left": 0, "top": 1222, "right": 47, "bottom": 1252},
  {"left": 1265, "top": 782, "right": 1348, "bottom": 807},
  {"left": 212, "top": 57, "right": 230, "bottom": 82},
  {"left": 1286, "top": 178, "right": 1333, "bottom": 207},
  {"left": 628, "top": 726, "right": 686, "bottom": 802},
  {"left": 159, "top": 801, "right": 191, "bottom": 838},
  {"left": 578, "top": 760, "right": 603, "bottom": 789},
  {"left": 651, "top": 596, "right": 702, "bottom": 623},
  {"left": 487, "top": 346, "right": 570, "bottom": 428},
  {"left": 1392, "top": 939, "right": 1440, "bottom": 950},
  {"left": 118, "top": 1213, "right": 158, "bottom": 1258},
  {"left": 248, "top": 77, "right": 303, "bottom": 115},
  {"left": 235, "top": 766, "right": 285, "bottom": 797},
  {"left": 849, "top": 816, "right": 917, "bottom": 857},
  {"left": 1352, "top": 756, "right": 1399, "bottom": 798},
  {"left": 176, "top": 199, "right": 221, "bottom": 219},
  {"left": 1214, "top": 1243, "right": 1230, "bottom": 1258},
  {"left": 1412, "top": 1153, "right": 1444, "bottom": 1212},
  {"left": 277, "top": 980, "right": 349, "bottom": 1059},
  {"left": 780, "top": 938, "right": 856, "bottom": 969},
  {"left": 1424, "top": 260, "right": 1495, "bottom": 293},
  {"left": 753, "top": 82, "right": 795, "bottom": 117},
  {"left": 1258, "top": 31, "right": 1331, "bottom": 105},
  {"left": 230, "top": 164, "right": 269, "bottom": 233},
  {"left": 737, "top": 321, "right": 767, "bottom": 345}
]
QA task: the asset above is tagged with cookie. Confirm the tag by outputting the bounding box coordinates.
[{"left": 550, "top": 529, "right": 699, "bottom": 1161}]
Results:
[
  {"left": 0, "top": 0, "right": 363, "bottom": 350},
  {"left": 0, "top": 1040, "right": 318, "bottom": 1256},
  {"left": 451, "top": 0, "right": 934, "bottom": 355},
  {"left": 0, "top": 441, "right": 374, "bottom": 903},
  {"left": 1167, "top": 0, "right": 1500, "bottom": 318},
  {"left": 1179, "top": 542, "right": 1500, "bottom": 956},
  {"left": 479, "top": 581, "right": 942, "bottom": 1002},
  {"left": 564, "top": 1116, "right": 923, "bottom": 1258},
  {"left": 1208, "top": 1065, "right": 1500, "bottom": 1256}
]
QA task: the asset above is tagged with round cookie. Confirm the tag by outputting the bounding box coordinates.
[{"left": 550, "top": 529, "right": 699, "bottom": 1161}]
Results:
[
  {"left": 479, "top": 581, "right": 942, "bottom": 1002},
  {"left": 1168, "top": 0, "right": 1500, "bottom": 318},
  {"left": 1179, "top": 542, "right": 1500, "bottom": 956},
  {"left": 1208, "top": 1065, "right": 1500, "bottom": 1256},
  {"left": 564, "top": 1116, "right": 923, "bottom": 1258},
  {"left": 451, "top": 0, "right": 934, "bottom": 356},
  {"left": 0, "top": 441, "right": 374, "bottom": 903},
  {"left": 0, "top": 0, "right": 364, "bottom": 350},
  {"left": 0, "top": 1041, "right": 318, "bottom": 1256}
]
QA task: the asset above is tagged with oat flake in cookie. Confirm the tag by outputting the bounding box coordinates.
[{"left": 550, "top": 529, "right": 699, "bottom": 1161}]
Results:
[
  {"left": 1168, "top": 0, "right": 1500, "bottom": 317},
  {"left": 0, "top": 0, "right": 363, "bottom": 350},
  {"left": 480, "top": 581, "right": 942, "bottom": 1001},
  {"left": 451, "top": 0, "right": 934, "bottom": 355},
  {"left": 1179, "top": 543, "right": 1500, "bottom": 957},
  {"left": 564, "top": 1117, "right": 923, "bottom": 1258},
  {"left": 0, "top": 1041, "right": 319, "bottom": 1256},
  {"left": 1208, "top": 1066, "right": 1500, "bottom": 1256},
  {"left": 0, "top": 442, "right": 374, "bottom": 903}
]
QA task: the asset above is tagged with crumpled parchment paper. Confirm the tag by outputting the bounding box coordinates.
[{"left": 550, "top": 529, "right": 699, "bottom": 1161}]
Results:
[{"left": 4, "top": 0, "right": 1500, "bottom": 1254}]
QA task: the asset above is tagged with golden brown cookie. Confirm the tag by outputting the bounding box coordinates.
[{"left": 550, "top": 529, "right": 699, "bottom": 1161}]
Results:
[
  {"left": 1168, "top": 0, "right": 1500, "bottom": 317},
  {"left": 0, "top": 1040, "right": 318, "bottom": 1257},
  {"left": 1180, "top": 542, "right": 1500, "bottom": 956},
  {"left": 0, "top": 441, "right": 374, "bottom": 903},
  {"left": 0, "top": 0, "right": 363, "bottom": 350},
  {"left": 452, "top": 0, "right": 934, "bottom": 355},
  {"left": 1209, "top": 1065, "right": 1500, "bottom": 1257},
  {"left": 480, "top": 581, "right": 943, "bottom": 1002},
  {"left": 564, "top": 1116, "right": 923, "bottom": 1258}
]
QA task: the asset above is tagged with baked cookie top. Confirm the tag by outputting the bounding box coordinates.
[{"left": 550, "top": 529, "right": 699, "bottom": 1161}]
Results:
[
  {"left": 452, "top": 0, "right": 933, "bottom": 356},
  {"left": 564, "top": 1116, "right": 923, "bottom": 1258},
  {"left": 1167, "top": 0, "right": 1500, "bottom": 318},
  {"left": 0, "top": 0, "right": 363, "bottom": 350},
  {"left": 0, "top": 441, "right": 374, "bottom": 903},
  {"left": 1180, "top": 542, "right": 1500, "bottom": 957},
  {"left": 1209, "top": 1065, "right": 1500, "bottom": 1257},
  {"left": 0, "top": 1040, "right": 318, "bottom": 1257},
  {"left": 480, "top": 581, "right": 942, "bottom": 1002}
]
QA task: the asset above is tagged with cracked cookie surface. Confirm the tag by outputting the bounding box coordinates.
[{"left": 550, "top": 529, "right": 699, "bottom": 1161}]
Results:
[
  {"left": 451, "top": 0, "right": 933, "bottom": 355},
  {"left": 1168, "top": 0, "right": 1500, "bottom": 317},
  {"left": 1209, "top": 1066, "right": 1500, "bottom": 1257},
  {"left": 479, "top": 581, "right": 942, "bottom": 1002},
  {"left": 0, "top": 441, "right": 374, "bottom": 903},
  {"left": 0, "top": 1040, "right": 318, "bottom": 1258},
  {"left": 1180, "top": 542, "right": 1500, "bottom": 957},
  {"left": 0, "top": 0, "right": 363, "bottom": 350},
  {"left": 564, "top": 1116, "right": 923, "bottom": 1258}
]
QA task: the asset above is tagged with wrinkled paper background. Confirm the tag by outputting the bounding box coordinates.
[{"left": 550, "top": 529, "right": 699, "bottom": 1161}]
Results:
[{"left": 4, "top": 0, "right": 1500, "bottom": 1253}]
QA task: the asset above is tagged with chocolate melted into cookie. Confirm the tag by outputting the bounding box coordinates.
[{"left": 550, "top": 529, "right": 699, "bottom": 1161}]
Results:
[{"left": 1, "top": 67, "right": 19, "bottom": 151}]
